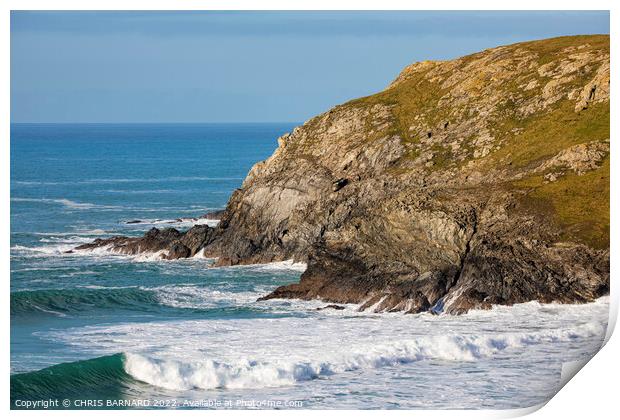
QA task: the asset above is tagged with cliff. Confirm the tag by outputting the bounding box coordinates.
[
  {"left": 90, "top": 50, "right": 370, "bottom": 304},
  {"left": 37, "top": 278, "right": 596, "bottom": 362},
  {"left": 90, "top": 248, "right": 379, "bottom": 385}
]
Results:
[{"left": 78, "top": 35, "right": 610, "bottom": 314}]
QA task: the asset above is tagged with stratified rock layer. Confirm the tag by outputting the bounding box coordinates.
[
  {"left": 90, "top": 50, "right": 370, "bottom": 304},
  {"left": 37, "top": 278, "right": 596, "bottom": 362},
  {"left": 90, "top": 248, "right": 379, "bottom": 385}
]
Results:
[{"left": 79, "top": 35, "right": 610, "bottom": 314}]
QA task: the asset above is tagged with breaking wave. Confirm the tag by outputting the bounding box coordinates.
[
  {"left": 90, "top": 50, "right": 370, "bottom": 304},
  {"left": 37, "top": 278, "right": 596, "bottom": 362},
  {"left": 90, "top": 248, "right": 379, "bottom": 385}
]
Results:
[
  {"left": 10, "top": 285, "right": 267, "bottom": 317},
  {"left": 11, "top": 320, "right": 606, "bottom": 402},
  {"left": 122, "top": 321, "right": 605, "bottom": 390},
  {"left": 11, "top": 287, "right": 162, "bottom": 316},
  {"left": 10, "top": 354, "right": 138, "bottom": 403}
]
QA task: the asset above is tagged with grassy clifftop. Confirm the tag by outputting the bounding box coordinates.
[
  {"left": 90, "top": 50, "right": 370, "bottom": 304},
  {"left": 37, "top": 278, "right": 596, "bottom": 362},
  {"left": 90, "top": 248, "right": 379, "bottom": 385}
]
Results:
[
  {"left": 220, "top": 34, "right": 610, "bottom": 312},
  {"left": 324, "top": 35, "right": 609, "bottom": 249},
  {"left": 75, "top": 35, "right": 610, "bottom": 313}
]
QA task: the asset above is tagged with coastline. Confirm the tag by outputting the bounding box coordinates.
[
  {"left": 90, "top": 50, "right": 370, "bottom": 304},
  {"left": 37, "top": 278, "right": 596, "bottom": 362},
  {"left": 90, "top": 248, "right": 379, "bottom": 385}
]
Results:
[{"left": 73, "top": 35, "right": 610, "bottom": 315}]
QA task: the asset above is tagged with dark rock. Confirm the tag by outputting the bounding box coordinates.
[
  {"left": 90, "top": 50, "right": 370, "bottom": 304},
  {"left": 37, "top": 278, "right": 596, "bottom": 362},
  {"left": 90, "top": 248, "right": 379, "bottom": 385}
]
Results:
[
  {"left": 165, "top": 243, "right": 191, "bottom": 259},
  {"left": 332, "top": 178, "right": 349, "bottom": 192},
  {"left": 317, "top": 304, "right": 346, "bottom": 311},
  {"left": 73, "top": 36, "right": 610, "bottom": 315},
  {"left": 199, "top": 209, "right": 226, "bottom": 219},
  {"left": 74, "top": 226, "right": 216, "bottom": 260},
  {"left": 125, "top": 220, "right": 142, "bottom": 224},
  {"left": 180, "top": 225, "right": 213, "bottom": 255},
  {"left": 204, "top": 36, "right": 610, "bottom": 314}
]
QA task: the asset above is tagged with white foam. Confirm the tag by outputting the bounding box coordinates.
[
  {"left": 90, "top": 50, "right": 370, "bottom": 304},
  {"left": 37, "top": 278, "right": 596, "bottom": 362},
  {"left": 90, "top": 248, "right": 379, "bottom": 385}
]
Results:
[
  {"left": 66, "top": 247, "right": 305, "bottom": 271},
  {"left": 39, "top": 236, "right": 97, "bottom": 244},
  {"left": 360, "top": 295, "right": 389, "bottom": 313},
  {"left": 122, "top": 320, "right": 606, "bottom": 391},
  {"left": 32, "top": 229, "right": 108, "bottom": 237},
  {"left": 11, "top": 241, "right": 170, "bottom": 265},
  {"left": 12, "top": 237, "right": 183, "bottom": 263},
  {"left": 71, "top": 244, "right": 176, "bottom": 263},
  {"left": 43, "top": 297, "right": 609, "bottom": 392},
  {"left": 239, "top": 260, "right": 308, "bottom": 272},
  {"left": 133, "top": 250, "right": 169, "bottom": 262},
  {"left": 190, "top": 248, "right": 206, "bottom": 259},
  {"left": 124, "top": 353, "right": 305, "bottom": 390},
  {"left": 148, "top": 285, "right": 263, "bottom": 309},
  {"left": 11, "top": 244, "right": 78, "bottom": 256},
  {"left": 78, "top": 229, "right": 108, "bottom": 235},
  {"left": 192, "top": 218, "right": 220, "bottom": 228},
  {"left": 30, "top": 304, "right": 68, "bottom": 318}
]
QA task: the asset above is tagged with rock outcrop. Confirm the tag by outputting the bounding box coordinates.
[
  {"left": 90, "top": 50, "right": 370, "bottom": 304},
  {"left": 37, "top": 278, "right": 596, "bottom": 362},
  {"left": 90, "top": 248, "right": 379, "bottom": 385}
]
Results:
[
  {"left": 78, "top": 35, "right": 610, "bottom": 314},
  {"left": 75, "top": 226, "right": 216, "bottom": 260}
]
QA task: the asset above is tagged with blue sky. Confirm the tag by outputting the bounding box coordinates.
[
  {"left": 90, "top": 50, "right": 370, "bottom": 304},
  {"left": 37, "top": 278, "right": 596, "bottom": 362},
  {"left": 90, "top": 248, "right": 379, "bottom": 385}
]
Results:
[{"left": 11, "top": 11, "right": 609, "bottom": 123}]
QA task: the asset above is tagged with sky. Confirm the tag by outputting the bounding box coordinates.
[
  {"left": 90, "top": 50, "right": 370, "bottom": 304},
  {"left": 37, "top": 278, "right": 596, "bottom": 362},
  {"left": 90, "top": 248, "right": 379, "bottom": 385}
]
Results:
[{"left": 10, "top": 11, "right": 610, "bottom": 123}]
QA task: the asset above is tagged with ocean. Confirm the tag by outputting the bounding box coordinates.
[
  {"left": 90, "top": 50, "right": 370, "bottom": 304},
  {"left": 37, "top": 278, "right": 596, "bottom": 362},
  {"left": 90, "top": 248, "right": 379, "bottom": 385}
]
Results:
[{"left": 10, "top": 123, "right": 609, "bottom": 410}]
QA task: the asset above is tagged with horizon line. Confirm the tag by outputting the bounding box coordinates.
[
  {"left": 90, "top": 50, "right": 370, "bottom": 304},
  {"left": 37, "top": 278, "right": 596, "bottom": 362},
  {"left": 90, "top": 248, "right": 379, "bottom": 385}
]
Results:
[{"left": 11, "top": 121, "right": 303, "bottom": 125}]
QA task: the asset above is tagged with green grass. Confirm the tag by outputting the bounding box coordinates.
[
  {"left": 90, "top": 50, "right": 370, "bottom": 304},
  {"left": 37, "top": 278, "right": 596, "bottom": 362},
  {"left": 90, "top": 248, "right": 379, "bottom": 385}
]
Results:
[
  {"left": 347, "top": 35, "right": 609, "bottom": 171},
  {"left": 484, "top": 101, "right": 610, "bottom": 170},
  {"left": 514, "top": 158, "right": 609, "bottom": 249},
  {"left": 300, "top": 35, "right": 610, "bottom": 248},
  {"left": 517, "top": 34, "right": 610, "bottom": 65}
]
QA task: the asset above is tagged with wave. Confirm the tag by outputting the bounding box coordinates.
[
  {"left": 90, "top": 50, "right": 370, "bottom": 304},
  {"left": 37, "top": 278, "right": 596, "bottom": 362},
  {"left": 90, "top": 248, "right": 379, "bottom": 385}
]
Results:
[
  {"left": 32, "top": 229, "right": 108, "bottom": 237},
  {"left": 11, "top": 320, "right": 605, "bottom": 401},
  {"left": 123, "top": 321, "right": 605, "bottom": 391},
  {"left": 12, "top": 236, "right": 305, "bottom": 276},
  {"left": 104, "top": 189, "right": 186, "bottom": 194},
  {"left": 11, "top": 198, "right": 208, "bottom": 214},
  {"left": 13, "top": 176, "right": 244, "bottom": 186},
  {"left": 150, "top": 285, "right": 263, "bottom": 310},
  {"left": 10, "top": 354, "right": 141, "bottom": 404},
  {"left": 11, "top": 241, "right": 121, "bottom": 258},
  {"left": 11, "top": 197, "right": 122, "bottom": 210},
  {"left": 12, "top": 241, "right": 174, "bottom": 261},
  {"left": 39, "top": 235, "right": 104, "bottom": 244},
  {"left": 11, "top": 243, "right": 83, "bottom": 256},
  {"left": 10, "top": 287, "right": 162, "bottom": 317},
  {"left": 10, "top": 285, "right": 265, "bottom": 317}
]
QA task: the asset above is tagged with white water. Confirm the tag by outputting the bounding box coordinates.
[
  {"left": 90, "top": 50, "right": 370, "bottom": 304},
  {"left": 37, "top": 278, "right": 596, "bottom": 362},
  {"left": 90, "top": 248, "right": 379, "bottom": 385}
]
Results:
[
  {"left": 9, "top": 219, "right": 229, "bottom": 261},
  {"left": 123, "top": 321, "right": 605, "bottom": 391},
  {"left": 40, "top": 297, "right": 609, "bottom": 398},
  {"left": 11, "top": 216, "right": 610, "bottom": 407}
]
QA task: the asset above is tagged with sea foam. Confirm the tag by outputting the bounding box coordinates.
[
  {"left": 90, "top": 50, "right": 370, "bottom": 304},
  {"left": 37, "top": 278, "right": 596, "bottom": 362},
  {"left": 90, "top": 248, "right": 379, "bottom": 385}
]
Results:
[
  {"left": 122, "top": 320, "right": 606, "bottom": 391},
  {"left": 42, "top": 297, "right": 608, "bottom": 392}
]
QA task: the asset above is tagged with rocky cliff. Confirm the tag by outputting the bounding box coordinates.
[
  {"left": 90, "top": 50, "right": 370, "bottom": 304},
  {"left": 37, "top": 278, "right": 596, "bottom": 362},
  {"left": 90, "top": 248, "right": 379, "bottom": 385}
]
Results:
[{"left": 78, "top": 35, "right": 610, "bottom": 314}]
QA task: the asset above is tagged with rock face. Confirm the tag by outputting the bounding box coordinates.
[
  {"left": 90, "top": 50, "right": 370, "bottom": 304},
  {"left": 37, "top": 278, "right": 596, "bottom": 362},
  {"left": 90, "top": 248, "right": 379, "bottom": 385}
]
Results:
[
  {"left": 78, "top": 35, "right": 610, "bottom": 314},
  {"left": 75, "top": 226, "right": 216, "bottom": 260}
]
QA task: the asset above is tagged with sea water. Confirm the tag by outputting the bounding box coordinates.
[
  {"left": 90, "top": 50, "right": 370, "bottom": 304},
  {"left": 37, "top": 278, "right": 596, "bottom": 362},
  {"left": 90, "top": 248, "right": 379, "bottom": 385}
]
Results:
[{"left": 10, "top": 123, "right": 609, "bottom": 409}]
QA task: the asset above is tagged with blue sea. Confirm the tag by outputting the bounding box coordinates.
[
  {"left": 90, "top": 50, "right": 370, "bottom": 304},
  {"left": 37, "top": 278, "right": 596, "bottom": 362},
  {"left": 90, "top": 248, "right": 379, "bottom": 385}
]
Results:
[{"left": 10, "top": 123, "right": 609, "bottom": 410}]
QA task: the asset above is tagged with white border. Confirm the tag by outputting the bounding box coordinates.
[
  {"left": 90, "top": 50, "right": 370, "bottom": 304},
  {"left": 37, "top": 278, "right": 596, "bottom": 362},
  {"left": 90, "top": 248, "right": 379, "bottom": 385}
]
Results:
[{"left": 2, "top": 1, "right": 617, "bottom": 419}]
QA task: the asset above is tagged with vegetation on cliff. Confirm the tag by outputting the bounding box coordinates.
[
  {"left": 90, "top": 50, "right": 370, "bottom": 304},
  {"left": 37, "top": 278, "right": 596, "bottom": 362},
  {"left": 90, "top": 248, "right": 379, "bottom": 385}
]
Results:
[{"left": 78, "top": 35, "right": 610, "bottom": 314}]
